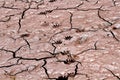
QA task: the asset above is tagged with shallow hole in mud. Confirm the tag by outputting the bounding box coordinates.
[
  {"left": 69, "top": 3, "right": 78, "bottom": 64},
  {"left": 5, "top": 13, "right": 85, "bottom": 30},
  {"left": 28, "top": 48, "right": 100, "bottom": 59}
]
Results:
[
  {"left": 64, "top": 36, "right": 73, "bottom": 40},
  {"left": 56, "top": 76, "right": 68, "bottom": 80},
  {"left": 49, "top": 0, "right": 57, "bottom": 2},
  {"left": 54, "top": 40, "right": 62, "bottom": 44},
  {"left": 20, "top": 33, "right": 30, "bottom": 38}
]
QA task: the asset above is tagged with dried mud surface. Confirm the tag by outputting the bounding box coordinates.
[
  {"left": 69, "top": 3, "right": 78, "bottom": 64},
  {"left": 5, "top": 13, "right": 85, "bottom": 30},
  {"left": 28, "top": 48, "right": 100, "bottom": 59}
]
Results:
[{"left": 0, "top": 0, "right": 120, "bottom": 80}]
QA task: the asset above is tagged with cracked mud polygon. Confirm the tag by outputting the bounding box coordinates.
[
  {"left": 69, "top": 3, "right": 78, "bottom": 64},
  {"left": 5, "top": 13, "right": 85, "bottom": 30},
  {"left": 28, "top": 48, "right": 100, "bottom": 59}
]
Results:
[{"left": 0, "top": 0, "right": 120, "bottom": 80}]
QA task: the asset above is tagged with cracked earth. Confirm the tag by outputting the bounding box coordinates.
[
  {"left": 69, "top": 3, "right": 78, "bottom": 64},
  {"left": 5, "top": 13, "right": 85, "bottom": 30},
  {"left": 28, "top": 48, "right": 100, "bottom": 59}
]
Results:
[{"left": 0, "top": 0, "right": 120, "bottom": 80}]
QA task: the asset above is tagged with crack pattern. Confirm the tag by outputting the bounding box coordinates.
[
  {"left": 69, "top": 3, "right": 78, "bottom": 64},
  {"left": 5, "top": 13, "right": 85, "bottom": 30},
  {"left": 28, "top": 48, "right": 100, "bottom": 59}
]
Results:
[{"left": 0, "top": 0, "right": 120, "bottom": 80}]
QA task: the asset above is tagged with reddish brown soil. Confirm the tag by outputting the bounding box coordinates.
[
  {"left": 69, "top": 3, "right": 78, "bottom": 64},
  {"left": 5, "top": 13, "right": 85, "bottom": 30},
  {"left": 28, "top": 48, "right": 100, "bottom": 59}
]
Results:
[{"left": 0, "top": 0, "right": 120, "bottom": 80}]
